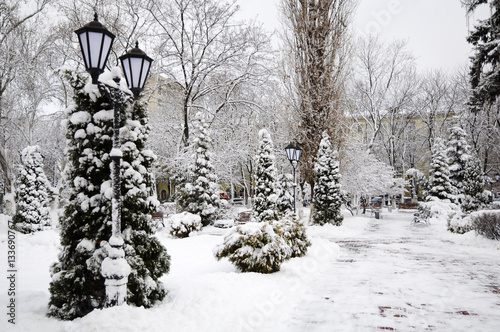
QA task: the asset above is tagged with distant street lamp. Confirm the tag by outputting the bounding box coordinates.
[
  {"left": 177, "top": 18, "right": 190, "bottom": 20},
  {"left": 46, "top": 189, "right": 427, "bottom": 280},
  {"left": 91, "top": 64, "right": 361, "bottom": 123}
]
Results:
[
  {"left": 75, "top": 13, "right": 153, "bottom": 307},
  {"left": 285, "top": 143, "right": 302, "bottom": 214},
  {"left": 484, "top": 174, "right": 492, "bottom": 189}
]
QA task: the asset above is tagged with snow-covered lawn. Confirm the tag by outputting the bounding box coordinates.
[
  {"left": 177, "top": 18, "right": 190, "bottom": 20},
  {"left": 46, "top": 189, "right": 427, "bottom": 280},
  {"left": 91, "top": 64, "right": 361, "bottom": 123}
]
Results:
[{"left": 1, "top": 209, "right": 500, "bottom": 331}]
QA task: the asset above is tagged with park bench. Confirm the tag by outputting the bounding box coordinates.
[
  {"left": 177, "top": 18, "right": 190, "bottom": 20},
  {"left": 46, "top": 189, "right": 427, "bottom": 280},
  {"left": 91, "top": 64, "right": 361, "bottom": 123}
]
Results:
[
  {"left": 152, "top": 211, "right": 165, "bottom": 227},
  {"left": 398, "top": 203, "right": 420, "bottom": 210},
  {"left": 234, "top": 210, "right": 252, "bottom": 225}
]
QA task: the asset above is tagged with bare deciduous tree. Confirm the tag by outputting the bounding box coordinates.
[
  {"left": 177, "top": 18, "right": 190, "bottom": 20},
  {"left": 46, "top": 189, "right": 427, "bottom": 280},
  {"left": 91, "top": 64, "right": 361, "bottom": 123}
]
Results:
[
  {"left": 145, "top": 0, "right": 271, "bottom": 147},
  {"left": 281, "top": 0, "right": 355, "bottom": 190}
]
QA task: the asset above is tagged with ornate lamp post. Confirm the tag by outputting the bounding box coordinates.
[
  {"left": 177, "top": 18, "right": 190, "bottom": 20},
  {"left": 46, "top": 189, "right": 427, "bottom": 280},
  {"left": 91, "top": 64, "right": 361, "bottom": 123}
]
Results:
[
  {"left": 75, "top": 14, "right": 153, "bottom": 307},
  {"left": 285, "top": 143, "right": 302, "bottom": 214}
]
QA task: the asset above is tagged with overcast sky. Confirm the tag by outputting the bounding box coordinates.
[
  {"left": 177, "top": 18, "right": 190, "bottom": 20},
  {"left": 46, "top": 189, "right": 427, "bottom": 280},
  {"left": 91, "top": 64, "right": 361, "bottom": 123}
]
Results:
[{"left": 237, "top": 0, "right": 489, "bottom": 72}]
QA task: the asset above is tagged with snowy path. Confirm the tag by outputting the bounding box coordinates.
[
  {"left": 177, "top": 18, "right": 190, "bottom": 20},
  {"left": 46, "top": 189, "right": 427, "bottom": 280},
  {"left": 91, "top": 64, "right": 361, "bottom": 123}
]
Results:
[
  {"left": 1, "top": 211, "right": 499, "bottom": 332},
  {"left": 286, "top": 212, "right": 500, "bottom": 331}
]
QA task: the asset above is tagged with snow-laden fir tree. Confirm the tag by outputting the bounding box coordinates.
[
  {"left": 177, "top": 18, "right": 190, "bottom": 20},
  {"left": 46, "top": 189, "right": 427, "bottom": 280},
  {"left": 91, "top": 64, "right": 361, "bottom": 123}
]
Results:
[
  {"left": 461, "top": 153, "right": 487, "bottom": 213},
  {"left": 48, "top": 70, "right": 169, "bottom": 320},
  {"left": 446, "top": 126, "right": 472, "bottom": 201},
  {"left": 466, "top": 0, "right": 500, "bottom": 112},
  {"left": 11, "top": 145, "right": 52, "bottom": 233},
  {"left": 311, "top": 132, "right": 343, "bottom": 226},
  {"left": 178, "top": 112, "right": 220, "bottom": 226},
  {"left": 252, "top": 129, "right": 278, "bottom": 222},
  {"left": 427, "top": 138, "right": 454, "bottom": 201},
  {"left": 276, "top": 173, "right": 295, "bottom": 215}
]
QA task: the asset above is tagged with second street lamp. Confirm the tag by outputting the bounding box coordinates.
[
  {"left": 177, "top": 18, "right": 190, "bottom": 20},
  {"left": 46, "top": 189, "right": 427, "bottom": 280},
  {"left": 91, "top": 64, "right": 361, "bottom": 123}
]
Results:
[
  {"left": 285, "top": 143, "right": 302, "bottom": 214},
  {"left": 75, "top": 14, "right": 153, "bottom": 307}
]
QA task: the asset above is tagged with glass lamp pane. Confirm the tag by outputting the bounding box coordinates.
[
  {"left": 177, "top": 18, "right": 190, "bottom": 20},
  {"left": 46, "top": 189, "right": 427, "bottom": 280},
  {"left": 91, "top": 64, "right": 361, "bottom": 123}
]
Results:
[
  {"left": 99, "top": 34, "right": 113, "bottom": 69},
  {"left": 77, "top": 32, "right": 90, "bottom": 68},
  {"left": 130, "top": 57, "right": 143, "bottom": 88},
  {"left": 88, "top": 31, "right": 104, "bottom": 68},
  {"left": 139, "top": 60, "right": 151, "bottom": 88},
  {"left": 295, "top": 148, "right": 302, "bottom": 162},
  {"left": 121, "top": 57, "right": 131, "bottom": 87}
]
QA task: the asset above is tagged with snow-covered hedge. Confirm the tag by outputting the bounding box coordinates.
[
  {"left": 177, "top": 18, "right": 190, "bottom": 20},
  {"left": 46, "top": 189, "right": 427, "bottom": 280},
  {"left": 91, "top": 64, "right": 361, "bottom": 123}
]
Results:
[
  {"left": 472, "top": 210, "right": 500, "bottom": 240},
  {"left": 214, "top": 222, "right": 291, "bottom": 273},
  {"left": 274, "top": 218, "right": 311, "bottom": 258},
  {"left": 420, "top": 197, "right": 460, "bottom": 227},
  {"left": 169, "top": 212, "right": 202, "bottom": 238},
  {"left": 448, "top": 212, "right": 473, "bottom": 234}
]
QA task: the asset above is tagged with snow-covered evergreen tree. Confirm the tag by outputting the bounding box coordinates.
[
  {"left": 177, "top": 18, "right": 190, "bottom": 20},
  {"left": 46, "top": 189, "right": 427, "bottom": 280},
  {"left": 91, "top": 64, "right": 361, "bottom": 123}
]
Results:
[
  {"left": 311, "top": 132, "right": 343, "bottom": 226},
  {"left": 466, "top": 0, "right": 500, "bottom": 112},
  {"left": 48, "top": 70, "right": 169, "bottom": 320},
  {"left": 462, "top": 153, "right": 487, "bottom": 213},
  {"left": 179, "top": 112, "right": 220, "bottom": 226},
  {"left": 252, "top": 129, "right": 278, "bottom": 223},
  {"left": 11, "top": 145, "right": 51, "bottom": 233},
  {"left": 276, "top": 173, "right": 294, "bottom": 215},
  {"left": 427, "top": 138, "right": 454, "bottom": 201},
  {"left": 446, "top": 126, "right": 472, "bottom": 201}
]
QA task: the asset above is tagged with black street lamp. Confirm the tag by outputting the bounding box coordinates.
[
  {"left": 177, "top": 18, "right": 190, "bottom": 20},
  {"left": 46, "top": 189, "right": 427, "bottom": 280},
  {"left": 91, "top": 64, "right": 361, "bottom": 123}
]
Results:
[
  {"left": 285, "top": 143, "right": 302, "bottom": 214},
  {"left": 75, "top": 14, "right": 153, "bottom": 307}
]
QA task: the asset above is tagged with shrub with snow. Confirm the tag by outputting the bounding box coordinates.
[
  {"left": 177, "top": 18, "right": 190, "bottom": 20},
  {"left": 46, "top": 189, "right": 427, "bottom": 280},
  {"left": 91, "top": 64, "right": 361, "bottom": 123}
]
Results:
[
  {"left": 472, "top": 210, "right": 500, "bottom": 240},
  {"left": 419, "top": 196, "right": 460, "bottom": 227},
  {"left": 12, "top": 145, "right": 52, "bottom": 233},
  {"left": 214, "top": 222, "right": 291, "bottom": 273},
  {"left": 169, "top": 212, "right": 202, "bottom": 238},
  {"left": 273, "top": 217, "right": 311, "bottom": 258},
  {"left": 448, "top": 212, "right": 473, "bottom": 234}
]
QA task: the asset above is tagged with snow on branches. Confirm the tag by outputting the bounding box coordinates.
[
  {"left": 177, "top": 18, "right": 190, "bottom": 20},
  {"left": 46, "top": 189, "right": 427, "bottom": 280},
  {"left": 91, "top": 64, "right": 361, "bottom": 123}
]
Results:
[
  {"left": 311, "top": 132, "right": 343, "bottom": 226},
  {"left": 12, "top": 145, "right": 52, "bottom": 233}
]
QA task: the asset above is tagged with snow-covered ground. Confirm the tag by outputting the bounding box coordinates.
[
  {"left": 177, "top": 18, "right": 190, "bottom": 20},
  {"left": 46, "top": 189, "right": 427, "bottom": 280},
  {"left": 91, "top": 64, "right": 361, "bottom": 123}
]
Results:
[{"left": 1, "top": 208, "right": 499, "bottom": 332}]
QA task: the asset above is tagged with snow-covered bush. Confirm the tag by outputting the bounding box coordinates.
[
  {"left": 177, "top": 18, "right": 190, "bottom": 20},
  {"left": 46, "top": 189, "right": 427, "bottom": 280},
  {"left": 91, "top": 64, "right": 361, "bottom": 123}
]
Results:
[
  {"left": 472, "top": 210, "right": 500, "bottom": 240},
  {"left": 12, "top": 145, "right": 52, "bottom": 233},
  {"left": 169, "top": 212, "right": 202, "bottom": 238},
  {"left": 420, "top": 196, "right": 460, "bottom": 226},
  {"left": 448, "top": 212, "right": 473, "bottom": 234},
  {"left": 214, "top": 222, "right": 291, "bottom": 273},
  {"left": 273, "top": 218, "right": 311, "bottom": 258}
]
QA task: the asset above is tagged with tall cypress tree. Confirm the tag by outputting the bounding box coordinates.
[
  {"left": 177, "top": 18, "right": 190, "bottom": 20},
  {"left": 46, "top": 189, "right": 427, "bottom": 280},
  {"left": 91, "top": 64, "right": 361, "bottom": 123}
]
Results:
[
  {"left": 276, "top": 173, "right": 295, "bottom": 215},
  {"left": 311, "top": 132, "right": 343, "bottom": 226},
  {"left": 179, "top": 112, "right": 220, "bottom": 226},
  {"left": 12, "top": 145, "right": 52, "bottom": 233},
  {"left": 462, "top": 153, "right": 487, "bottom": 213},
  {"left": 48, "top": 71, "right": 169, "bottom": 320},
  {"left": 446, "top": 126, "right": 472, "bottom": 201},
  {"left": 253, "top": 129, "right": 279, "bottom": 223},
  {"left": 427, "top": 138, "right": 454, "bottom": 201}
]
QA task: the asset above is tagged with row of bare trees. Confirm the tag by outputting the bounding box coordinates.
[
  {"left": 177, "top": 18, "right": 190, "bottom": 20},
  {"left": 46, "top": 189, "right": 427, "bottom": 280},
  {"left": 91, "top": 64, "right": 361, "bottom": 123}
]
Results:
[{"left": 1, "top": 0, "right": 498, "bottom": 203}]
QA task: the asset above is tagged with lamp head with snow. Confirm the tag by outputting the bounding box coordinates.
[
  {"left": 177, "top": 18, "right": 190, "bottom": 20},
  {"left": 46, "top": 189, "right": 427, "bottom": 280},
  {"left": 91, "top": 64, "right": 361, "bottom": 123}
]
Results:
[
  {"left": 74, "top": 13, "right": 116, "bottom": 85},
  {"left": 285, "top": 143, "right": 302, "bottom": 166},
  {"left": 119, "top": 41, "right": 153, "bottom": 100}
]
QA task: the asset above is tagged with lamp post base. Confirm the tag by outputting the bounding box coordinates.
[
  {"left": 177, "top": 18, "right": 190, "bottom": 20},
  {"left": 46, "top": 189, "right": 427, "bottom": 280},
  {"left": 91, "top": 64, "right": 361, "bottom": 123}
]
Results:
[{"left": 101, "top": 236, "right": 130, "bottom": 307}]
